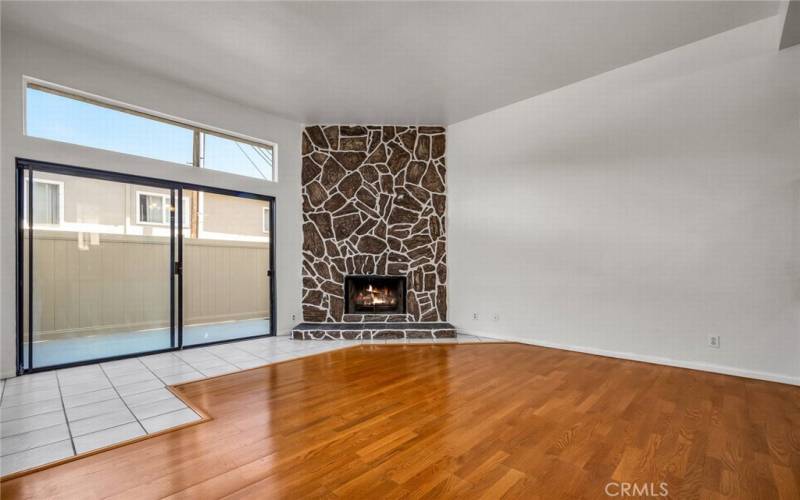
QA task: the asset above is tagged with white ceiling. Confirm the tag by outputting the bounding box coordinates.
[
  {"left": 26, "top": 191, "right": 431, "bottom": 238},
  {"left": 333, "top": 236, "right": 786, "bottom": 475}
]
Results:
[{"left": 2, "top": 1, "right": 780, "bottom": 125}]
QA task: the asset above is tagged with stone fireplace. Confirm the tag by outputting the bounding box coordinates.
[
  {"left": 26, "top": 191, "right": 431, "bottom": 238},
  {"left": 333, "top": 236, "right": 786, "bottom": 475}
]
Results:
[
  {"left": 295, "top": 125, "right": 454, "bottom": 340},
  {"left": 300, "top": 125, "right": 448, "bottom": 321}
]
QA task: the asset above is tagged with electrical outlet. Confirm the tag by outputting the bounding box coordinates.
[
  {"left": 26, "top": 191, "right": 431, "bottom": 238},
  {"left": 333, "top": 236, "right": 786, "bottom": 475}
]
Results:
[
  {"left": 472, "top": 312, "right": 479, "bottom": 320},
  {"left": 291, "top": 313, "right": 296, "bottom": 322},
  {"left": 492, "top": 313, "right": 500, "bottom": 321},
  {"left": 708, "top": 335, "right": 720, "bottom": 348}
]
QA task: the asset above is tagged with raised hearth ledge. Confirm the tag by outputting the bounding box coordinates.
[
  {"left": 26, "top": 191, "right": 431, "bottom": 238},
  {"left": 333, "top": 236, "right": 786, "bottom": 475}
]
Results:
[{"left": 291, "top": 322, "right": 456, "bottom": 340}]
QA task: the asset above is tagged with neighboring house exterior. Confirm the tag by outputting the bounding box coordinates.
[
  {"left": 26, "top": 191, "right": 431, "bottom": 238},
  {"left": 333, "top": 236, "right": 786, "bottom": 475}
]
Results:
[
  {"left": 26, "top": 171, "right": 270, "bottom": 242},
  {"left": 24, "top": 172, "right": 271, "bottom": 339}
]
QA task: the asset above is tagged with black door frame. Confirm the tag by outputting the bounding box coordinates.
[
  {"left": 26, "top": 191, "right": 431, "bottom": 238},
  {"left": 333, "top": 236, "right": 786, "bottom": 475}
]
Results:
[{"left": 15, "top": 158, "right": 277, "bottom": 374}]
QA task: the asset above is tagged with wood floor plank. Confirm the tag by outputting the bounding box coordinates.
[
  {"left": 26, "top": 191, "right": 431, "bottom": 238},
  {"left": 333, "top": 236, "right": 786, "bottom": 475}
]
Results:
[{"left": 2, "top": 343, "right": 799, "bottom": 499}]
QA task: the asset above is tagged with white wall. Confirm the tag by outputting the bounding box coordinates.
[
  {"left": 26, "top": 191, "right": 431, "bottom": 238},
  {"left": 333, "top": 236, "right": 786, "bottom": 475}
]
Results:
[
  {"left": 1, "top": 29, "right": 304, "bottom": 378},
  {"left": 448, "top": 17, "right": 800, "bottom": 385}
]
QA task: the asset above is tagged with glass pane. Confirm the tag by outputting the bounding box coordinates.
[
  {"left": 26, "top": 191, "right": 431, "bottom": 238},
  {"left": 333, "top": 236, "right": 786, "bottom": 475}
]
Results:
[
  {"left": 22, "top": 203, "right": 30, "bottom": 370},
  {"left": 26, "top": 170, "right": 174, "bottom": 368},
  {"left": 182, "top": 190, "right": 271, "bottom": 345},
  {"left": 201, "top": 132, "right": 273, "bottom": 180},
  {"left": 139, "top": 194, "right": 165, "bottom": 224},
  {"left": 33, "top": 182, "right": 60, "bottom": 225},
  {"left": 26, "top": 86, "right": 194, "bottom": 166}
]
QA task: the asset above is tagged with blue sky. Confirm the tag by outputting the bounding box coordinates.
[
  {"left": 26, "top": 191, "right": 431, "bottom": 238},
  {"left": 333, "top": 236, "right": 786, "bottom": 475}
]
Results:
[{"left": 26, "top": 88, "right": 272, "bottom": 180}]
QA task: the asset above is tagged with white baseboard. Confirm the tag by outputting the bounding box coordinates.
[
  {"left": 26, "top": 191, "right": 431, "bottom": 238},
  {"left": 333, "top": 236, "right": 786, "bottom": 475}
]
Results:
[{"left": 461, "top": 329, "right": 800, "bottom": 387}]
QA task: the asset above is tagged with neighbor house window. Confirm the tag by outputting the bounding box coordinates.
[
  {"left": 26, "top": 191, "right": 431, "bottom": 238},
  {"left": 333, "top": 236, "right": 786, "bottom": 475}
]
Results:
[
  {"left": 137, "top": 192, "right": 190, "bottom": 227},
  {"left": 25, "top": 80, "right": 276, "bottom": 181},
  {"left": 24, "top": 178, "right": 64, "bottom": 226},
  {"left": 138, "top": 192, "right": 167, "bottom": 225}
]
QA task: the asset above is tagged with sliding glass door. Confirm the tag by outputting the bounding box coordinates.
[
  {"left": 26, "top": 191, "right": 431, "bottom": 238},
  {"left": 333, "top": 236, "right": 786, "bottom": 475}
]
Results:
[
  {"left": 19, "top": 167, "right": 176, "bottom": 370},
  {"left": 17, "top": 160, "right": 275, "bottom": 373},
  {"left": 181, "top": 188, "right": 272, "bottom": 346}
]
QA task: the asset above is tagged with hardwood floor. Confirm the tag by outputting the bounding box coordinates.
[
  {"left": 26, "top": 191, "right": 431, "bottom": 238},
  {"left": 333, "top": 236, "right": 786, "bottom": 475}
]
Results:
[{"left": 2, "top": 343, "right": 799, "bottom": 499}]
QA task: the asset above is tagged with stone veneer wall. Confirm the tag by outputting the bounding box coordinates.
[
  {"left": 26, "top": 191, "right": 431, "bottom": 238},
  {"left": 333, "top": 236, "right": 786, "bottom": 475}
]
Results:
[{"left": 301, "top": 125, "right": 447, "bottom": 322}]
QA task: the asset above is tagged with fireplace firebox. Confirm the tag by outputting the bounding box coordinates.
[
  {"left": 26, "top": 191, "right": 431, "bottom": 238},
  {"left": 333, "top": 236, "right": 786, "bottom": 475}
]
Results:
[{"left": 344, "top": 275, "right": 406, "bottom": 315}]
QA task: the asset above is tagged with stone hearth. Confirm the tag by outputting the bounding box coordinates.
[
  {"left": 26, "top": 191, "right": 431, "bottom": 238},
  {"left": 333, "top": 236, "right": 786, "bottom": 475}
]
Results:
[{"left": 291, "top": 322, "right": 456, "bottom": 340}]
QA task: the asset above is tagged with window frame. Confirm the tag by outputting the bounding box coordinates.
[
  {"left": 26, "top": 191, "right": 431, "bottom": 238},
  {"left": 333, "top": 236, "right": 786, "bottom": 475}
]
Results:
[
  {"left": 262, "top": 206, "right": 270, "bottom": 234},
  {"left": 136, "top": 190, "right": 190, "bottom": 228},
  {"left": 136, "top": 190, "right": 168, "bottom": 226},
  {"left": 16, "top": 158, "right": 278, "bottom": 374},
  {"left": 23, "top": 77, "right": 278, "bottom": 181},
  {"left": 23, "top": 177, "right": 65, "bottom": 228}
]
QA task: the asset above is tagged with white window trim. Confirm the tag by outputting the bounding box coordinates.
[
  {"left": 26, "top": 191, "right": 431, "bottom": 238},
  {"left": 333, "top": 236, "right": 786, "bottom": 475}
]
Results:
[
  {"left": 136, "top": 191, "right": 190, "bottom": 228},
  {"left": 24, "top": 177, "right": 65, "bottom": 228},
  {"left": 23, "top": 76, "right": 280, "bottom": 182},
  {"left": 181, "top": 197, "right": 191, "bottom": 229},
  {"left": 262, "top": 206, "right": 270, "bottom": 234},
  {"left": 197, "top": 191, "right": 205, "bottom": 237},
  {"left": 136, "top": 191, "right": 169, "bottom": 226}
]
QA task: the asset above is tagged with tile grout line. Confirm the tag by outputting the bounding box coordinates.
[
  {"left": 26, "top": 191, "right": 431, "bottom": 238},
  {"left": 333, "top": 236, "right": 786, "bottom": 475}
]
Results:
[
  {"left": 234, "top": 341, "right": 309, "bottom": 364},
  {"left": 53, "top": 371, "right": 77, "bottom": 456},
  {"left": 0, "top": 395, "right": 63, "bottom": 411},
  {"left": 216, "top": 340, "right": 272, "bottom": 360},
  {"left": 137, "top": 353, "right": 185, "bottom": 386},
  {"left": 97, "top": 362, "right": 148, "bottom": 436},
  {"left": 61, "top": 407, "right": 125, "bottom": 425},
  {"left": 0, "top": 409, "right": 68, "bottom": 436},
  {"left": 0, "top": 437, "right": 73, "bottom": 463},
  {"left": 58, "top": 387, "right": 118, "bottom": 410},
  {"left": 179, "top": 348, "right": 234, "bottom": 373},
  {"left": 0, "top": 422, "right": 67, "bottom": 456},
  {"left": 67, "top": 420, "right": 143, "bottom": 453},
  {"left": 190, "top": 340, "right": 342, "bottom": 376},
  {"left": 133, "top": 356, "right": 203, "bottom": 422},
  {"left": 236, "top": 347, "right": 288, "bottom": 364},
  {"left": 205, "top": 344, "right": 271, "bottom": 367}
]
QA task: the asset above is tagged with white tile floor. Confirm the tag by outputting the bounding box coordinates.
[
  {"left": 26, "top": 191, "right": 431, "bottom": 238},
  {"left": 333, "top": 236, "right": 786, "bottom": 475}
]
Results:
[{"left": 0, "top": 333, "right": 495, "bottom": 476}]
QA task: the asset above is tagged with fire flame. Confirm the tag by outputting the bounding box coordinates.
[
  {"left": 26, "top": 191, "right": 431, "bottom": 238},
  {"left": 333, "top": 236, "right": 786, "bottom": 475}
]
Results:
[{"left": 355, "top": 284, "right": 397, "bottom": 306}]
